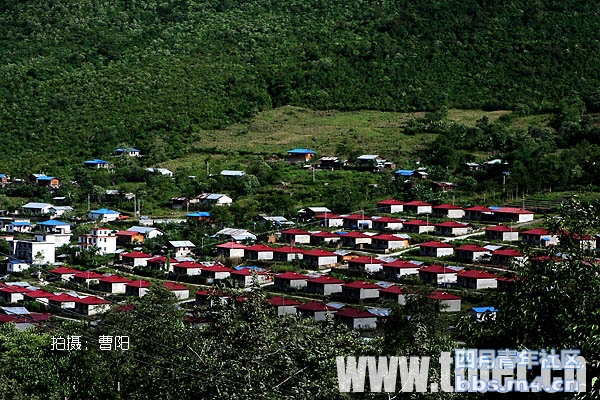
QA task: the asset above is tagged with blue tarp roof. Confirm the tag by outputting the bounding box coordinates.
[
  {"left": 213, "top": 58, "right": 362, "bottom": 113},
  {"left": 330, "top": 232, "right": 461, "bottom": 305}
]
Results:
[
  {"left": 472, "top": 306, "right": 498, "bottom": 313},
  {"left": 10, "top": 221, "right": 31, "bottom": 226},
  {"left": 396, "top": 170, "right": 414, "bottom": 176},
  {"left": 38, "top": 220, "right": 69, "bottom": 226},
  {"left": 287, "top": 148, "right": 316, "bottom": 154},
  {"left": 115, "top": 148, "right": 140, "bottom": 152},
  {"left": 83, "top": 159, "right": 109, "bottom": 164},
  {"left": 186, "top": 212, "right": 211, "bottom": 217},
  {"left": 91, "top": 208, "right": 119, "bottom": 214}
]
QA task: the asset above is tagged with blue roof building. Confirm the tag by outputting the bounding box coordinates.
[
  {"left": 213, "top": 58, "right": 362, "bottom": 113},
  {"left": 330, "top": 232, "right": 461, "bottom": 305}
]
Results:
[{"left": 83, "top": 159, "right": 110, "bottom": 168}]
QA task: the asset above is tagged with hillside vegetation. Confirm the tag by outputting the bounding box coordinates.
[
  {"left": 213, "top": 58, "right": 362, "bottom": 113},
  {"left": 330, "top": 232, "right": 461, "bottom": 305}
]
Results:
[{"left": 2, "top": 0, "right": 600, "bottom": 172}]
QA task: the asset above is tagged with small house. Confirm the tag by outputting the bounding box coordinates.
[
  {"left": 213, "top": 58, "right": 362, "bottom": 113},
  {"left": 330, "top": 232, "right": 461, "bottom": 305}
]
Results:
[
  {"left": 429, "top": 291, "right": 462, "bottom": 312},
  {"left": 83, "top": 159, "right": 110, "bottom": 169},
  {"left": 98, "top": 275, "right": 133, "bottom": 294},
  {"left": 402, "top": 219, "right": 435, "bottom": 234},
  {"left": 88, "top": 208, "right": 120, "bottom": 222},
  {"left": 272, "top": 246, "right": 304, "bottom": 262},
  {"left": 302, "top": 249, "right": 339, "bottom": 269},
  {"left": 215, "top": 242, "right": 247, "bottom": 259},
  {"left": 382, "top": 260, "right": 420, "bottom": 280},
  {"left": 230, "top": 268, "right": 271, "bottom": 287},
  {"left": 432, "top": 204, "right": 465, "bottom": 219},
  {"left": 75, "top": 297, "right": 110, "bottom": 316},
  {"left": 280, "top": 229, "right": 311, "bottom": 244},
  {"left": 269, "top": 296, "right": 301, "bottom": 316},
  {"left": 163, "top": 282, "right": 190, "bottom": 300},
  {"left": 244, "top": 244, "right": 274, "bottom": 261},
  {"left": 295, "top": 301, "right": 337, "bottom": 321},
  {"left": 419, "top": 265, "right": 459, "bottom": 285},
  {"left": 341, "top": 281, "right": 380, "bottom": 302},
  {"left": 491, "top": 249, "right": 525, "bottom": 267},
  {"left": 286, "top": 148, "right": 316, "bottom": 164},
  {"left": 485, "top": 225, "right": 519, "bottom": 242},
  {"left": 376, "top": 199, "right": 404, "bottom": 214},
  {"left": 521, "top": 228, "right": 559, "bottom": 247},
  {"left": 454, "top": 244, "right": 491, "bottom": 262},
  {"left": 339, "top": 231, "right": 373, "bottom": 249},
  {"left": 457, "top": 270, "right": 499, "bottom": 289},
  {"left": 402, "top": 200, "right": 432, "bottom": 215},
  {"left": 372, "top": 216, "right": 404, "bottom": 231},
  {"left": 334, "top": 308, "right": 378, "bottom": 330},
  {"left": 306, "top": 276, "right": 344, "bottom": 295},
  {"left": 435, "top": 221, "right": 471, "bottom": 236},
  {"left": 464, "top": 206, "right": 494, "bottom": 221},
  {"left": 370, "top": 234, "right": 410, "bottom": 251},
  {"left": 125, "top": 280, "right": 152, "bottom": 297},
  {"left": 274, "top": 272, "right": 310, "bottom": 290},
  {"left": 419, "top": 241, "right": 454, "bottom": 257},
  {"left": 168, "top": 241, "right": 196, "bottom": 258},
  {"left": 347, "top": 256, "right": 384, "bottom": 274},
  {"left": 121, "top": 251, "right": 153, "bottom": 268}
]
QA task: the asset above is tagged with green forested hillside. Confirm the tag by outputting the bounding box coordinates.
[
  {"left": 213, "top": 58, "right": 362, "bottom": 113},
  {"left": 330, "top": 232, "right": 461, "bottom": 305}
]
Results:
[{"left": 2, "top": 0, "right": 600, "bottom": 172}]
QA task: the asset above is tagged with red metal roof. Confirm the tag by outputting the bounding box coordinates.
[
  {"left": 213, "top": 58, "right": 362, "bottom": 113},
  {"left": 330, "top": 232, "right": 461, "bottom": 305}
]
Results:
[
  {"left": 378, "top": 285, "right": 409, "bottom": 294},
  {"left": 115, "top": 230, "right": 139, "bottom": 236},
  {"left": 373, "top": 234, "right": 408, "bottom": 241},
  {"left": 419, "top": 265, "right": 458, "bottom": 274},
  {"left": 307, "top": 275, "right": 344, "bottom": 284},
  {"left": 98, "top": 275, "right": 133, "bottom": 283},
  {"left": 464, "top": 205, "right": 493, "bottom": 212},
  {"left": 273, "top": 246, "right": 305, "bottom": 254},
  {"left": 522, "top": 228, "right": 551, "bottom": 235},
  {"left": 348, "top": 256, "right": 384, "bottom": 264},
  {"left": 382, "top": 260, "right": 419, "bottom": 269},
  {"left": 121, "top": 251, "right": 153, "bottom": 259},
  {"left": 303, "top": 249, "right": 337, "bottom": 257},
  {"left": 334, "top": 308, "right": 376, "bottom": 319},
  {"left": 75, "top": 296, "right": 109, "bottom": 305},
  {"left": 147, "top": 256, "right": 178, "bottom": 263},
  {"left": 341, "top": 231, "right": 371, "bottom": 238},
  {"left": 454, "top": 244, "right": 490, "bottom": 252},
  {"left": 275, "top": 272, "right": 310, "bottom": 280},
  {"left": 245, "top": 244, "right": 274, "bottom": 252},
  {"left": 215, "top": 242, "right": 248, "bottom": 249},
  {"left": 164, "top": 282, "right": 188, "bottom": 291},
  {"left": 49, "top": 267, "right": 80, "bottom": 275},
  {"left": 24, "top": 289, "right": 53, "bottom": 298},
  {"left": 403, "top": 200, "right": 432, "bottom": 206},
  {"left": 429, "top": 291, "right": 461, "bottom": 300},
  {"left": 48, "top": 293, "right": 78, "bottom": 302},
  {"left": 433, "top": 204, "right": 463, "bottom": 210},
  {"left": 314, "top": 213, "right": 343, "bottom": 219},
  {"left": 372, "top": 216, "right": 404, "bottom": 223},
  {"left": 435, "top": 221, "right": 469, "bottom": 228},
  {"left": 419, "top": 241, "right": 453, "bottom": 248},
  {"left": 126, "top": 279, "right": 151, "bottom": 288},
  {"left": 485, "top": 225, "right": 515, "bottom": 232},
  {"left": 458, "top": 270, "right": 499, "bottom": 279},
  {"left": 492, "top": 249, "right": 523, "bottom": 257},
  {"left": 376, "top": 199, "right": 404, "bottom": 205},
  {"left": 310, "top": 231, "right": 339, "bottom": 238},
  {"left": 402, "top": 219, "right": 432, "bottom": 226},
  {"left": 73, "top": 271, "right": 105, "bottom": 279},
  {"left": 281, "top": 228, "right": 310, "bottom": 235},
  {"left": 0, "top": 286, "right": 30, "bottom": 293},
  {"left": 269, "top": 296, "right": 301, "bottom": 306},
  {"left": 295, "top": 301, "right": 336, "bottom": 312},
  {"left": 343, "top": 214, "right": 372, "bottom": 220},
  {"left": 230, "top": 268, "right": 267, "bottom": 276},
  {"left": 342, "top": 281, "right": 380, "bottom": 289},
  {"left": 174, "top": 261, "right": 204, "bottom": 268},
  {"left": 200, "top": 265, "right": 235, "bottom": 273},
  {"left": 493, "top": 207, "right": 534, "bottom": 215}
]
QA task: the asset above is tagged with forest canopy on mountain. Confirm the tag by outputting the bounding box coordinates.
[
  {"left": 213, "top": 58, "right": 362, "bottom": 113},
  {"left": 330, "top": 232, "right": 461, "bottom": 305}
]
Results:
[{"left": 2, "top": 0, "right": 600, "bottom": 171}]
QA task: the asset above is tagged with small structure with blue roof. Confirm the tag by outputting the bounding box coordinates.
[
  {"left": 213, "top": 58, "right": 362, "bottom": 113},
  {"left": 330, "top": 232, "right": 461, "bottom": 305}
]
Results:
[
  {"left": 7, "top": 221, "right": 32, "bottom": 233},
  {"left": 37, "top": 220, "right": 71, "bottom": 234},
  {"left": 83, "top": 159, "right": 110, "bottom": 169},
  {"left": 470, "top": 306, "right": 498, "bottom": 322},
  {"left": 286, "top": 148, "right": 317, "bottom": 164},
  {"left": 115, "top": 147, "right": 141, "bottom": 157},
  {"left": 186, "top": 211, "right": 211, "bottom": 222},
  {"left": 88, "top": 208, "right": 120, "bottom": 222}
]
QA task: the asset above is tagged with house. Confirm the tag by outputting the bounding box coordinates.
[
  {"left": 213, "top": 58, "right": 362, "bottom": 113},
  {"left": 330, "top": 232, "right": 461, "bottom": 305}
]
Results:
[
  {"left": 22, "top": 202, "right": 54, "bottom": 216},
  {"left": 8, "top": 235, "right": 56, "bottom": 264},
  {"left": 454, "top": 244, "right": 491, "bottom": 262},
  {"left": 382, "top": 260, "right": 420, "bottom": 280},
  {"left": 115, "top": 147, "right": 141, "bottom": 157},
  {"left": 220, "top": 170, "right": 246, "bottom": 177},
  {"left": 302, "top": 249, "right": 339, "bottom": 269},
  {"left": 299, "top": 207, "right": 332, "bottom": 219},
  {"left": 146, "top": 256, "right": 177, "bottom": 271},
  {"left": 457, "top": 270, "right": 499, "bottom": 289},
  {"left": 7, "top": 221, "right": 32, "bottom": 233},
  {"left": 164, "top": 282, "right": 190, "bottom": 300},
  {"left": 356, "top": 155, "right": 385, "bottom": 170},
  {"left": 272, "top": 246, "right": 305, "bottom": 262},
  {"left": 419, "top": 265, "right": 460, "bottom": 285},
  {"left": 126, "top": 226, "right": 164, "bottom": 239},
  {"left": 376, "top": 199, "right": 404, "bottom": 214},
  {"left": 318, "top": 156, "right": 346, "bottom": 170},
  {"left": 173, "top": 261, "right": 205, "bottom": 276},
  {"left": 334, "top": 308, "right": 378, "bottom": 330},
  {"left": 125, "top": 280, "right": 152, "bottom": 297},
  {"left": 285, "top": 148, "right": 317, "bottom": 164},
  {"left": 470, "top": 306, "right": 498, "bottom": 322},
  {"left": 429, "top": 291, "right": 462, "bottom": 312},
  {"left": 295, "top": 301, "right": 338, "bottom": 321},
  {"left": 115, "top": 230, "right": 145, "bottom": 246},
  {"left": 402, "top": 201, "right": 432, "bottom": 214},
  {"left": 395, "top": 170, "right": 414, "bottom": 178},
  {"left": 306, "top": 276, "right": 344, "bottom": 295},
  {"left": 419, "top": 241, "right": 454, "bottom": 257},
  {"left": 341, "top": 281, "right": 380, "bottom": 302},
  {"left": 0, "top": 312, "right": 51, "bottom": 330},
  {"left": 371, "top": 234, "right": 410, "bottom": 251},
  {"left": 48, "top": 293, "right": 78, "bottom": 309},
  {"left": 168, "top": 241, "right": 196, "bottom": 258},
  {"left": 372, "top": 216, "right": 404, "bottom": 231},
  {"left": 23, "top": 289, "right": 53, "bottom": 305},
  {"left": 339, "top": 231, "right": 373, "bottom": 249},
  {"left": 342, "top": 214, "right": 372, "bottom": 230},
  {"left": 244, "top": 244, "right": 274, "bottom": 261},
  {"left": 485, "top": 225, "right": 519, "bottom": 242},
  {"left": 464, "top": 206, "right": 494, "bottom": 221},
  {"left": 432, "top": 204, "right": 465, "bottom": 219},
  {"left": 0, "top": 285, "right": 30, "bottom": 303},
  {"left": 49, "top": 205, "right": 73, "bottom": 217},
  {"left": 230, "top": 268, "right": 272, "bottom": 287},
  {"left": 98, "top": 275, "right": 132, "bottom": 294},
  {"left": 0, "top": 174, "right": 9, "bottom": 185},
  {"left": 83, "top": 159, "right": 110, "bottom": 168},
  {"left": 347, "top": 256, "right": 384, "bottom": 273},
  {"left": 378, "top": 285, "right": 413, "bottom": 305},
  {"left": 432, "top": 182, "right": 457, "bottom": 192},
  {"left": 402, "top": 219, "right": 435, "bottom": 234},
  {"left": 214, "top": 228, "right": 257, "bottom": 242},
  {"left": 280, "top": 229, "right": 311, "bottom": 244},
  {"left": 120, "top": 251, "right": 153, "bottom": 268},
  {"left": 7, "top": 260, "right": 30, "bottom": 273},
  {"left": 309, "top": 231, "right": 341, "bottom": 245},
  {"left": 497, "top": 276, "right": 516, "bottom": 290},
  {"left": 88, "top": 208, "right": 120, "bottom": 222},
  {"left": 464, "top": 162, "right": 482, "bottom": 171},
  {"left": 36, "top": 220, "right": 72, "bottom": 247},
  {"left": 490, "top": 249, "right": 525, "bottom": 267},
  {"left": 31, "top": 174, "right": 60, "bottom": 189},
  {"left": 569, "top": 233, "right": 597, "bottom": 250},
  {"left": 215, "top": 242, "right": 247, "bottom": 259},
  {"left": 314, "top": 213, "right": 344, "bottom": 228},
  {"left": 48, "top": 267, "right": 80, "bottom": 281},
  {"left": 186, "top": 211, "right": 211, "bottom": 222},
  {"left": 491, "top": 207, "right": 535, "bottom": 223},
  {"left": 73, "top": 271, "right": 105, "bottom": 285},
  {"left": 435, "top": 221, "right": 472, "bottom": 236},
  {"left": 196, "top": 193, "right": 233, "bottom": 206},
  {"left": 269, "top": 296, "right": 301, "bottom": 316},
  {"left": 200, "top": 264, "right": 235, "bottom": 282},
  {"left": 259, "top": 215, "right": 294, "bottom": 228},
  {"left": 195, "top": 289, "right": 230, "bottom": 306},
  {"left": 146, "top": 167, "right": 173, "bottom": 177},
  {"left": 274, "top": 272, "right": 310, "bottom": 290},
  {"left": 521, "top": 228, "right": 559, "bottom": 247},
  {"left": 78, "top": 227, "right": 117, "bottom": 255}
]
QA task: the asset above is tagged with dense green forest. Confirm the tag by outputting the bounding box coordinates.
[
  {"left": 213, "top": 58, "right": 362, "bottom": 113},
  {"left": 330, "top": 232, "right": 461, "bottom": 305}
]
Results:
[{"left": 2, "top": 0, "right": 600, "bottom": 172}]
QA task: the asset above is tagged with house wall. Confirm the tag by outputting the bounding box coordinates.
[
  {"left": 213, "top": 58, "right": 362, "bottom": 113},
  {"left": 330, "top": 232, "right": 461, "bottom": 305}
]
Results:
[
  {"left": 440, "top": 299, "right": 461, "bottom": 312},
  {"left": 276, "top": 305, "right": 298, "bottom": 316},
  {"left": 352, "top": 317, "right": 377, "bottom": 329},
  {"left": 476, "top": 279, "right": 498, "bottom": 289}
]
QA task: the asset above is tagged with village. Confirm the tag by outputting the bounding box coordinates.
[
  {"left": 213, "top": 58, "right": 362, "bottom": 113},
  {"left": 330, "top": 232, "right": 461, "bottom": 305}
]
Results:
[{"left": 0, "top": 147, "right": 596, "bottom": 334}]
